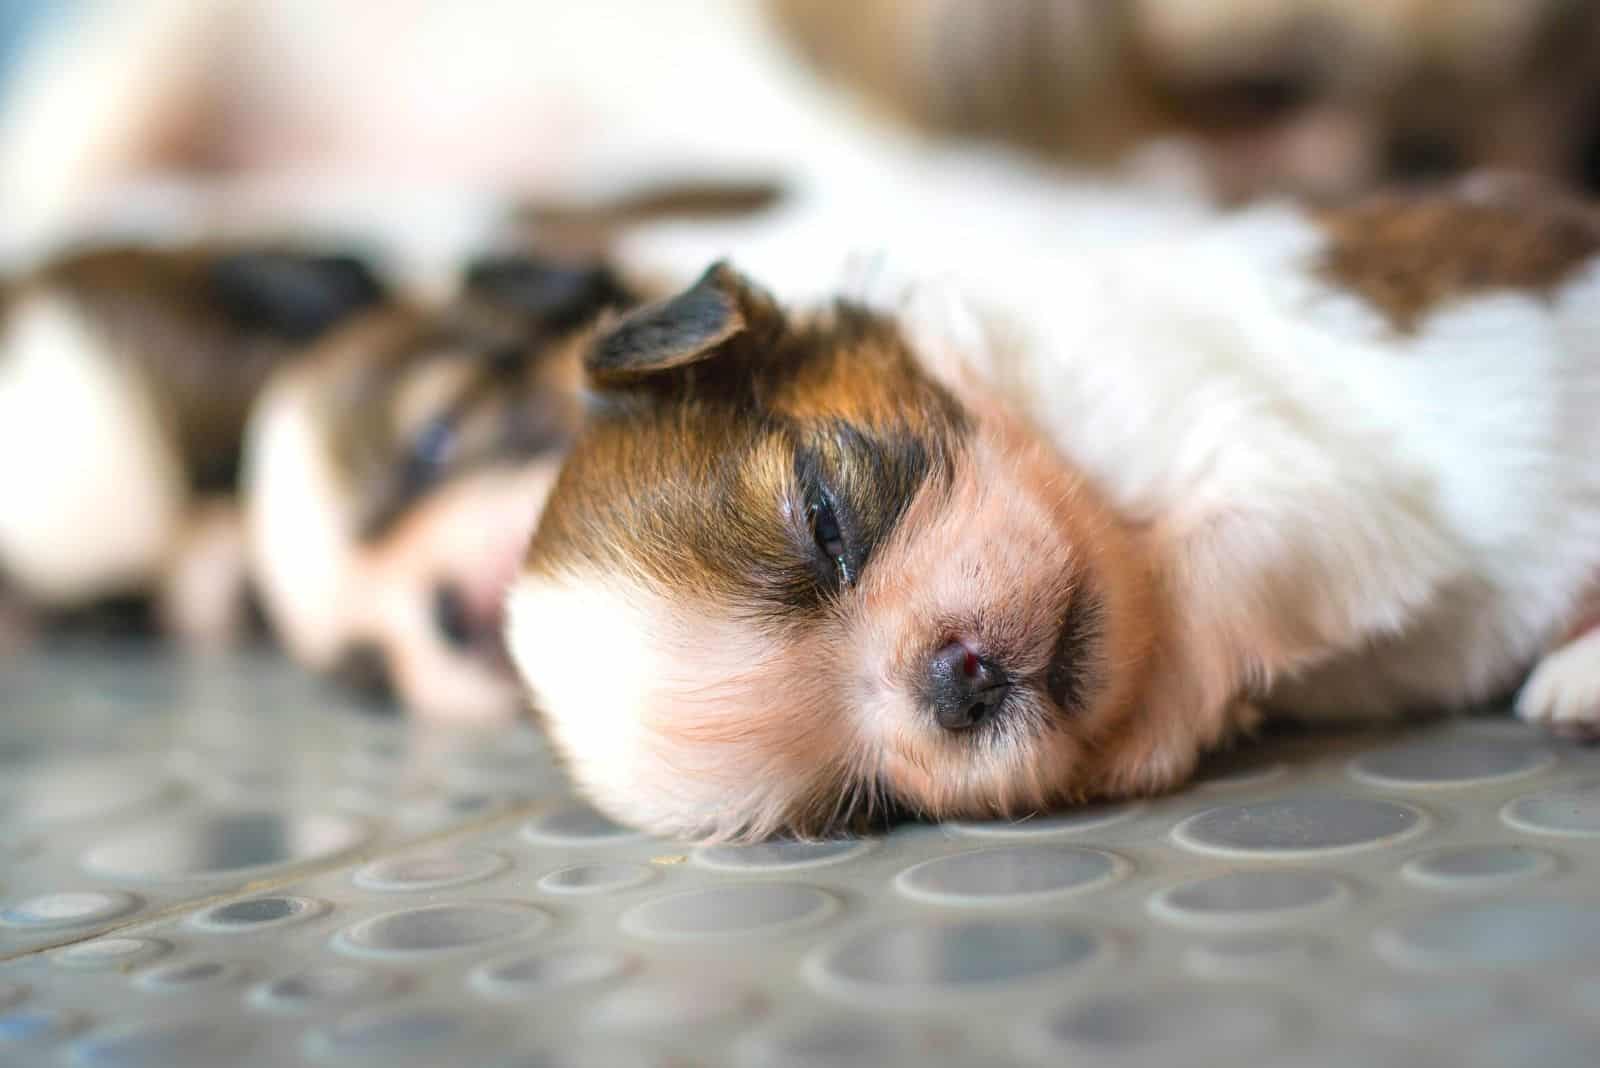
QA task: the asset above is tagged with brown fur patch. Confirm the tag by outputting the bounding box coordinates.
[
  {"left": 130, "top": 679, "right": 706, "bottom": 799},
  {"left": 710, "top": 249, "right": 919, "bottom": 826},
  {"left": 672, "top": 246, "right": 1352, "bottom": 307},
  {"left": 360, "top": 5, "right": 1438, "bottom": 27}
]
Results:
[
  {"left": 528, "top": 296, "right": 966, "bottom": 621},
  {"left": 1315, "top": 179, "right": 1600, "bottom": 332}
]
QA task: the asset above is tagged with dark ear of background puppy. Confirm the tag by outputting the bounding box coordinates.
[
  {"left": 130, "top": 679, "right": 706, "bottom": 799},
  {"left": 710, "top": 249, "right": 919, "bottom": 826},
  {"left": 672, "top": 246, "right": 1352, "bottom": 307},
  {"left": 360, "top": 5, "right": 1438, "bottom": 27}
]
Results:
[
  {"left": 463, "top": 254, "right": 633, "bottom": 335},
  {"left": 587, "top": 262, "right": 780, "bottom": 385},
  {"left": 207, "top": 251, "right": 386, "bottom": 343}
]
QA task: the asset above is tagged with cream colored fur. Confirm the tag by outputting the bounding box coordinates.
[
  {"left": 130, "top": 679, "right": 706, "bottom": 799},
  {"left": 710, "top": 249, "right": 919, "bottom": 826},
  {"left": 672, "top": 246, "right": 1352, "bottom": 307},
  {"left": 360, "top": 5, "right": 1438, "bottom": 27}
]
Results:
[{"left": 0, "top": 294, "right": 186, "bottom": 604}]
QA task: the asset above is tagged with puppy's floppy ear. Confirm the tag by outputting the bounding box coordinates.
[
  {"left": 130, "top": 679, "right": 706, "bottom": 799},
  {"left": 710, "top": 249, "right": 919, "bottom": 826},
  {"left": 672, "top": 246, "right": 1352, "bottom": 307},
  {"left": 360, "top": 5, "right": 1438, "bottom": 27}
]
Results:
[
  {"left": 587, "top": 261, "right": 778, "bottom": 385},
  {"left": 208, "top": 251, "right": 384, "bottom": 343},
  {"left": 464, "top": 253, "right": 633, "bottom": 333}
]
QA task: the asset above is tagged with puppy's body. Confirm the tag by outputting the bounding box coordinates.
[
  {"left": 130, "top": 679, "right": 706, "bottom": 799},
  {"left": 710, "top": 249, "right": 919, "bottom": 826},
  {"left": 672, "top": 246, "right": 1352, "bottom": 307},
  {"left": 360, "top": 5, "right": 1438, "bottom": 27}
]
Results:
[{"left": 511, "top": 174, "right": 1600, "bottom": 839}]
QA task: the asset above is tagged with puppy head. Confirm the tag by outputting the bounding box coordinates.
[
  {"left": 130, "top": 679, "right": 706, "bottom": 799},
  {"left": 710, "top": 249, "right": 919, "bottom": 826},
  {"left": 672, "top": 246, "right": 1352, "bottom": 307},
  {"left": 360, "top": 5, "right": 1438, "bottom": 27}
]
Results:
[
  {"left": 508, "top": 264, "right": 1161, "bottom": 840},
  {"left": 245, "top": 253, "right": 632, "bottom": 721}
]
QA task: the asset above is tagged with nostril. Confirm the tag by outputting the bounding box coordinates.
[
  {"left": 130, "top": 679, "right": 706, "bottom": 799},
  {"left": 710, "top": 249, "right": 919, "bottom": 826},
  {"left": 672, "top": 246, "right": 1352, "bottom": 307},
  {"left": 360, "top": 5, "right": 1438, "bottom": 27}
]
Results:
[
  {"left": 926, "top": 640, "right": 1010, "bottom": 731},
  {"left": 433, "top": 583, "right": 476, "bottom": 650},
  {"left": 331, "top": 642, "right": 395, "bottom": 707}
]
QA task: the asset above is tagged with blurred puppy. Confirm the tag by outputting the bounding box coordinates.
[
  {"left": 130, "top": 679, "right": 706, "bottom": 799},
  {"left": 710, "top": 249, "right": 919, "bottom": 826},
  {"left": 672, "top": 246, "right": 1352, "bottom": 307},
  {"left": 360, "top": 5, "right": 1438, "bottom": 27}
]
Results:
[
  {"left": 509, "top": 174, "right": 1600, "bottom": 839},
  {"left": 244, "top": 253, "right": 634, "bottom": 720},
  {"left": 770, "top": 0, "right": 1600, "bottom": 202},
  {"left": 0, "top": 243, "right": 382, "bottom": 642}
]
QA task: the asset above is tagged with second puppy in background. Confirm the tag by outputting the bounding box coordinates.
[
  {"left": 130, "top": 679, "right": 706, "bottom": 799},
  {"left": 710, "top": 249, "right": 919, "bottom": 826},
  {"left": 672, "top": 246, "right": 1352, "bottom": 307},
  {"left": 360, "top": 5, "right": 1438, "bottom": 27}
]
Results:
[{"left": 245, "top": 253, "right": 635, "bottom": 720}]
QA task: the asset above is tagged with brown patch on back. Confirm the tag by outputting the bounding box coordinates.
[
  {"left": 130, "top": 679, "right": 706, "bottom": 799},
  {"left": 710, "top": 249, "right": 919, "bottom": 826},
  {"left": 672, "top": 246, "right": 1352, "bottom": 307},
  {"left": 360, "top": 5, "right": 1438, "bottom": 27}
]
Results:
[{"left": 1315, "top": 179, "right": 1600, "bottom": 331}]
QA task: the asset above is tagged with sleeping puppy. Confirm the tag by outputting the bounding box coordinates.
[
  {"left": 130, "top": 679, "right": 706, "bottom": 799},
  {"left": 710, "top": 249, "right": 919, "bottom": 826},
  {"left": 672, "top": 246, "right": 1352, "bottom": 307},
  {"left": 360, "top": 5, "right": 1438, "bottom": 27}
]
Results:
[
  {"left": 244, "top": 253, "right": 634, "bottom": 720},
  {"left": 507, "top": 174, "right": 1600, "bottom": 839},
  {"left": 0, "top": 243, "right": 382, "bottom": 643}
]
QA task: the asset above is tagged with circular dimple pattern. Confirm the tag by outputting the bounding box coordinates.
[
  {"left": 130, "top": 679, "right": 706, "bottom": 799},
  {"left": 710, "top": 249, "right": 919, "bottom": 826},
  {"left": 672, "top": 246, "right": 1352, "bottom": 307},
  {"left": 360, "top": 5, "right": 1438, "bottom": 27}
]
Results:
[
  {"left": 522, "top": 802, "right": 645, "bottom": 845},
  {"left": 194, "top": 895, "right": 327, "bottom": 931},
  {"left": 895, "top": 845, "right": 1124, "bottom": 905},
  {"left": 1357, "top": 984, "right": 1520, "bottom": 1037},
  {"left": 81, "top": 810, "right": 367, "bottom": 880},
  {"left": 135, "top": 959, "right": 248, "bottom": 991},
  {"left": 69, "top": 1019, "right": 252, "bottom": 1067},
  {"left": 737, "top": 1018, "right": 911, "bottom": 1068},
  {"left": 1378, "top": 900, "right": 1600, "bottom": 969},
  {"left": 809, "top": 920, "right": 1102, "bottom": 1003},
  {"left": 1184, "top": 933, "right": 1326, "bottom": 979},
  {"left": 1402, "top": 844, "right": 1557, "bottom": 889},
  {"left": 354, "top": 849, "right": 508, "bottom": 892},
  {"left": 586, "top": 980, "right": 761, "bottom": 1032},
  {"left": 694, "top": 840, "right": 872, "bottom": 871},
  {"left": 249, "top": 966, "right": 405, "bottom": 1014},
  {"left": 0, "top": 890, "right": 139, "bottom": 928},
  {"left": 1197, "top": 751, "right": 1287, "bottom": 790},
  {"left": 21, "top": 654, "right": 1600, "bottom": 1068},
  {"left": 1150, "top": 870, "right": 1349, "bottom": 930},
  {"left": 1037, "top": 989, "right": 1295, "bottom": 1058},
  {"left": 336, "top": 903, "right": 548, "bottom": 957},
  {"left": 538, "top": 863, "right": 655, "bottom": 895},
  {"left": 1174, "top": 797, "right": 1427, "bottom": 857},
  {"left": 53, "top": 937, "right": 170, "bottom": 971},
  {"left": 1, "top": 1008, "right": 85, "bottom": 1046},
  {"left": 1502, "top": 779, "right": 1600, "bottom": 836},
  {"left": 1349, "top": 736, "right": 1554, "bottom": 787},
  {"left": 471, "top": 948, "right": 634, "bottom": 999},
  {"left": 307, "top": 1004, "right": 480, "bottom": 1064},
  {"left": 621, "top": 884, "right": 838, "bottom": 941},
  {"left": 950, "top": 803, "right": 1140, "bottom": 837}
]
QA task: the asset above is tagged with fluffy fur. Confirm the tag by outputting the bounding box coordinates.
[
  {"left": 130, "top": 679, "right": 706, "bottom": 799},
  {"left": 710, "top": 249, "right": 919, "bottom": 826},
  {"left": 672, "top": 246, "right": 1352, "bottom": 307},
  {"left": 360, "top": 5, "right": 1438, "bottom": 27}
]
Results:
[{"left": 509, "top": 174, "right": 1600, "bottom": 840}]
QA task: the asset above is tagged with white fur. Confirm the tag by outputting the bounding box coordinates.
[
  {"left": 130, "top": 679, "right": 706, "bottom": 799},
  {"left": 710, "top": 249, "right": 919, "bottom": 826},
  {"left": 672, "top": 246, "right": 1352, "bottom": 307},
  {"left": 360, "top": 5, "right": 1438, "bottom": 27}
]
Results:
[
  {"left": 241, "top": 366, "right": 355, "bottom": 666},
  {"left": 508, "top": 577, "right": 762, "bottom": 836},
  {"left": 1517, "top": 629, "right": 1600, "bottom": 738},
  {"left": 994, "top": 211, "right": 1600, "bottom": 720},
  {"left": 0, "top": 294, "right": 185, "bottom": 603}
]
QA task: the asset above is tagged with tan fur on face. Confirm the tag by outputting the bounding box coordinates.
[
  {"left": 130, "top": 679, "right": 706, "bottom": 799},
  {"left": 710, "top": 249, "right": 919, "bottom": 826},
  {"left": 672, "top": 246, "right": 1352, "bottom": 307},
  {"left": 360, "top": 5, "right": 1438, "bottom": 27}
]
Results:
[{"left": 845, "top": 399, "right": 1159, "bottom": 821}]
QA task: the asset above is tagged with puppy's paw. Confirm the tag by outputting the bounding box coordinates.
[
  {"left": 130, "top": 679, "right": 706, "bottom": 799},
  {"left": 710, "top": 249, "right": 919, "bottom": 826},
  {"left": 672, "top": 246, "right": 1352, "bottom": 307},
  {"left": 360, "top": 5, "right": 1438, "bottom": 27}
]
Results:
[{"left": 1515, "top": 632, "right": 1600, "bottom": 742}]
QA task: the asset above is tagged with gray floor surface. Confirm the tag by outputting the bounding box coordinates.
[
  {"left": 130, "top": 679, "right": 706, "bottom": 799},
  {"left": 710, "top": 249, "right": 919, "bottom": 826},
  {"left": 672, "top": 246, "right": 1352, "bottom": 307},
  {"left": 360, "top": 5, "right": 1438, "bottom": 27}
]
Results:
[{"left": 3, "top": 642, "right": 1600, "bottom": 1066}]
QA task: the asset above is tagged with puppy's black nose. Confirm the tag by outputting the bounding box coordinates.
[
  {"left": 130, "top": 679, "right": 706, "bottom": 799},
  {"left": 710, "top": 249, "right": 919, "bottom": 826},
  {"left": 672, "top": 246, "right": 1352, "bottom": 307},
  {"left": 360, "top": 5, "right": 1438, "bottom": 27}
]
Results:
[
  {"left": 926, "top": 641, "right": 1009, "bottom": 731},
  {"left": 432, "top": 583, "right": 477, "bottom": 650},
  {"left": 332, "top": 642, "right": 395, "bottom": 707}
]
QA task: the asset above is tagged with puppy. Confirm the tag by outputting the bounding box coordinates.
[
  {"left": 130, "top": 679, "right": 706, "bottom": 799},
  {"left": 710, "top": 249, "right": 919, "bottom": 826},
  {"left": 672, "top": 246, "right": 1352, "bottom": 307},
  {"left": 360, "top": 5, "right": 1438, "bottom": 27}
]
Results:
[
  {"left": 0, "top": 242, "right": 382, "bottom": 642},
  {"left": 508, "top": 174, "right": 1600, "bottom": 840},
  {"left": 769, "top": 0, "right": 1600, "bottom": 202},
  {"left": 244, "top": 252, "right": 635, "bottom": 720}
]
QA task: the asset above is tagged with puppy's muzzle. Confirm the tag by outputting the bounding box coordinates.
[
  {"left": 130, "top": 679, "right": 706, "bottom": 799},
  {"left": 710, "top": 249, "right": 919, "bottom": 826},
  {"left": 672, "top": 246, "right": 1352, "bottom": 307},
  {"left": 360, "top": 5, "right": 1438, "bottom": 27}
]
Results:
[{"left": 926, "top": 640, "right": 1009, "bottom": 730}]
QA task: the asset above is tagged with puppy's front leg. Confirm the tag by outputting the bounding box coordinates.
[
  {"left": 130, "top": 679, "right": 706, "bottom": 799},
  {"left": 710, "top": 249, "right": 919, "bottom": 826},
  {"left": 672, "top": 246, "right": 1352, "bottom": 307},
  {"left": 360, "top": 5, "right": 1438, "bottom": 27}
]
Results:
[{"left": 1516, "top": 591, "right": 1600, "bottom": 741}]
